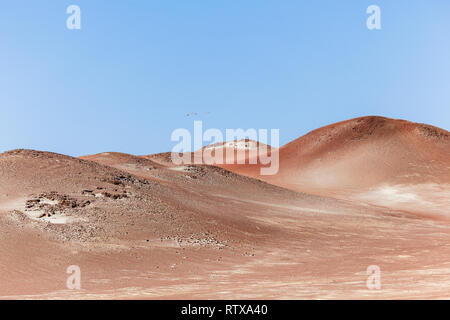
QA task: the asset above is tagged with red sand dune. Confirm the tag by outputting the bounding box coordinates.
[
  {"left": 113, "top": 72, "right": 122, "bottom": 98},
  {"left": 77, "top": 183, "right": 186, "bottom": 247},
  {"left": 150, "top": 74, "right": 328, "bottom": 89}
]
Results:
[
  {"left": 1, "top": 117, "right": 450, "bottom": 299},
  {"left": 220, "top": 116, "right": 450, "bottom": 219}
]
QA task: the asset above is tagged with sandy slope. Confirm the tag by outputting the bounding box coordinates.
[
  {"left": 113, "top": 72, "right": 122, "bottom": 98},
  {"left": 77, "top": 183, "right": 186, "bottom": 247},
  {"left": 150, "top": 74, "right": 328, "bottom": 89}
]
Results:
[
  {"left": 220, "top": 116, "right": 450, "bottom": 219},
  {"left": 1, "top": 117, "right": 450, "bottom": 299}
]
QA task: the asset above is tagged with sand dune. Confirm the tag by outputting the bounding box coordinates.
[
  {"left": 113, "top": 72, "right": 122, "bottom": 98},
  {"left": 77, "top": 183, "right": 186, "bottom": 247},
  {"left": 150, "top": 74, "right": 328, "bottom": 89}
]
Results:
[
  {"left": 1, "top": 117, "right": 450, "bottom": 299},
  {"left": 220, "top": 116, "right": 450, "bottom": 219}
]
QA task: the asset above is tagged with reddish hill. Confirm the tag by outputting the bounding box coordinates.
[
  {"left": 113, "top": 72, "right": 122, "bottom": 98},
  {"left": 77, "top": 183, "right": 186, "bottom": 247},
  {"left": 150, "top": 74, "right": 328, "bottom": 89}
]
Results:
[
  {"left": 220, "top": 116, "right": 450, "bottom": 218},
  {"left": 2, "top": 125, "right": 450, "bottom": 299}
]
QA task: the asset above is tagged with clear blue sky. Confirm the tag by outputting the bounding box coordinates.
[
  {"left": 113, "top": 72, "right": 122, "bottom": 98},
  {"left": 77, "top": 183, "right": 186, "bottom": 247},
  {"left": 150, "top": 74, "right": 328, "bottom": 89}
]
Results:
[{"left": 1, "top": 1, "right": 449, "bottom": 156}]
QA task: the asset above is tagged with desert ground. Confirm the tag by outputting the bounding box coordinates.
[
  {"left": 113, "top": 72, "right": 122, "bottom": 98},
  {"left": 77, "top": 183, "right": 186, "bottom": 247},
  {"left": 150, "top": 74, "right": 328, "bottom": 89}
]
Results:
[{"left": 0, "top": 116, "right": 449, "bottom": 299}]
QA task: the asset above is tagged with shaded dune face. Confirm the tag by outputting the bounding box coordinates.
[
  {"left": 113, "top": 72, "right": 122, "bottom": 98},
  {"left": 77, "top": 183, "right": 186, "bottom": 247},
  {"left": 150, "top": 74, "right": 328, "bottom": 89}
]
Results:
[
  {"left": 219, "top": 116, "right": 450, "bottom": 218},
  {"left": 0, "top": 149, "right": 276, "bottom": 242},
  {"left": 4, "top": 149, "right": 346, "bottom": 257},
  {"left": 0, "top": 150, "right": 255, "bottom": 251}
]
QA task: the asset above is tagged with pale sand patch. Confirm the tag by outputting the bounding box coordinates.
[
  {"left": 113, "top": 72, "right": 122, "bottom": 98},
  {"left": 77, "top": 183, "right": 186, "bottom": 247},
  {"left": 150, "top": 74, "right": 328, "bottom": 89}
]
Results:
[
  {"left": 169, "top": 166, "right": 189, "bottom": 172},
  {"left": 0, "top": 197, "right": 26, "bottom": 213},
  {"left": 24, "top": 210, "right": 79, "bottom": 224},
  {"left": 353, "top": 183, "right": 450, "bottom": 218},
  {"left": 39, "top": 198, "right": 58, "bottom": 206},
  {"left": 1, "top": 197, "right": 85, "bottom": 224}
]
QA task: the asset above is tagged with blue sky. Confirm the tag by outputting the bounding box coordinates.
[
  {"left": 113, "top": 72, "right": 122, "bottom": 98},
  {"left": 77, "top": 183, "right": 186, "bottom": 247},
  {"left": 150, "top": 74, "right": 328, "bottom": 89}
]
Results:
[{"left": 1, "top": 1, "right": 449, "bottom": 156}]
